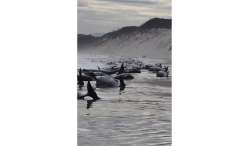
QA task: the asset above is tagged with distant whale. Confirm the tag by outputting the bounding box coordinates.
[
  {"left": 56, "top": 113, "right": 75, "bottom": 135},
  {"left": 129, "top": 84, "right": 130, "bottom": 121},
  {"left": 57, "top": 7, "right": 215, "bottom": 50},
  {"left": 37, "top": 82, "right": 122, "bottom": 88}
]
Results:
[
  {"left": 156, "top": 66, "right": 169, "bottom": 77},
  {"left": 83, "top": 66, "right": 120, "bottom": 76},
  {"left": 124, "top": 67, "right": 141, "bottom": 73},
  {"left": 115, "top": 73, "right": 134, "bottom": 80},
  {"left": 96, "top": 63, "right": 127, "bottom": 88},
  {"left": 148, "top": 66, "right": 162, "bottom": 72},
  {"left": 156, "top": 70, "right": 169, "bottom": 77}
]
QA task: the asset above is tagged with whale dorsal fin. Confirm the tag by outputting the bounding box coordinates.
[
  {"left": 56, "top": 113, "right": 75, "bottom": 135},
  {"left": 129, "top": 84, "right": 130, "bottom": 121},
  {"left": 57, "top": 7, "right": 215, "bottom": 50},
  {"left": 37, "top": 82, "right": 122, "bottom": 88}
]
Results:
[
  {"left": 87, "top": 81, "right": 99, "bottom": 100},
  {"left": 118, "top": 63, "right": 125, "bottom": 74}
]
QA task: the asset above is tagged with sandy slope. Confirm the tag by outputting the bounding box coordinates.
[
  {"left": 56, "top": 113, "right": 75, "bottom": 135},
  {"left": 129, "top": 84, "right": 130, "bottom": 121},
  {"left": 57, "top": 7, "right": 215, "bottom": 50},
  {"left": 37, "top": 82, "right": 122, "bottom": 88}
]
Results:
[{"left": 78, "top": 29, "right": 171, "bottom": 62}]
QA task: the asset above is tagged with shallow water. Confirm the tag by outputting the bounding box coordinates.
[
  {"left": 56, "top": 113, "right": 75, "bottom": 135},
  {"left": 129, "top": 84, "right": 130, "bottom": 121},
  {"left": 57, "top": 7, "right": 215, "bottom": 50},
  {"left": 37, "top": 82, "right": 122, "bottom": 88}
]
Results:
[{"left": 78, "top": 56, "right": 171, "bottom": 146}]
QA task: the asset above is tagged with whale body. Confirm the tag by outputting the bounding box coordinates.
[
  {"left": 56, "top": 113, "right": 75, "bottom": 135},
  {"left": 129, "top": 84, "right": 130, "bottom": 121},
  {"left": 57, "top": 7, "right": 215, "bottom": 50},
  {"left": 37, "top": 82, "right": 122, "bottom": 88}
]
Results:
[{"left": 96, "top": 75, "right": 119, "bottom": 88}]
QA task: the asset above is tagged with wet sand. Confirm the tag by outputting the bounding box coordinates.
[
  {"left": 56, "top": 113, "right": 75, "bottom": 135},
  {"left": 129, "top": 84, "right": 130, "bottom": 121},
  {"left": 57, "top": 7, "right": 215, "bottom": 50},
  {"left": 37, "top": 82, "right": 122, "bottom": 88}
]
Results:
[{"left": 78, "top": 68, "right": 172, "bottom": 146}]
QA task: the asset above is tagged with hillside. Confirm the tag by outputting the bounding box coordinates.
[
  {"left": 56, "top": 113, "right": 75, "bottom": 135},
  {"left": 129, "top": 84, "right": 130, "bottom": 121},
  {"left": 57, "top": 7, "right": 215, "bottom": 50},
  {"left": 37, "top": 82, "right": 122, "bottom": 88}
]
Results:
[{"left": 78, "top": 18, "right": 172, "bottom": 60}]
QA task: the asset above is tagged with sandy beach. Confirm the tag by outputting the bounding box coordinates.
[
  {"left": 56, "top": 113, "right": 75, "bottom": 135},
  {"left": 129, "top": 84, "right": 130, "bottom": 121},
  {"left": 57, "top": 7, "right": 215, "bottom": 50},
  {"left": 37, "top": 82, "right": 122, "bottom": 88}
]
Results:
[{"left": 77, "top": 56, "right": 171, "bottom": 146}]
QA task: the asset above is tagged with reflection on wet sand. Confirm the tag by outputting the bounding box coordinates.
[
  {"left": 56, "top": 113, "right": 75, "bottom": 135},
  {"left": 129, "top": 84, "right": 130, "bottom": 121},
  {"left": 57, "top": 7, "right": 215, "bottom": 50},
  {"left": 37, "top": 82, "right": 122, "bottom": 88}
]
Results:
[{"left": 78, "top": 57, "right": 171, "bottom": 146}]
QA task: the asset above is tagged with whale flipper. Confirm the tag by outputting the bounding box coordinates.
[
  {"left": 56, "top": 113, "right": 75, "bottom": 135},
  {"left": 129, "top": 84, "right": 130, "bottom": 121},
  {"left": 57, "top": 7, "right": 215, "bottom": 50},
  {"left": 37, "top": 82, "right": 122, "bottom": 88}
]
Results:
[{"left": 119, "top": 78, "right": 126, "bottom": 92}]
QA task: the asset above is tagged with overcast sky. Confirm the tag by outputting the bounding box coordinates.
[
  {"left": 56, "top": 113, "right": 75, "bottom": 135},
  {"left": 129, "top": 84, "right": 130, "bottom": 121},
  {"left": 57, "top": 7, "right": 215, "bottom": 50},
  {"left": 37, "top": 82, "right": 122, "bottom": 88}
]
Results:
[{"left": 78, "top": 0, "right": 171, "bottom": 34}]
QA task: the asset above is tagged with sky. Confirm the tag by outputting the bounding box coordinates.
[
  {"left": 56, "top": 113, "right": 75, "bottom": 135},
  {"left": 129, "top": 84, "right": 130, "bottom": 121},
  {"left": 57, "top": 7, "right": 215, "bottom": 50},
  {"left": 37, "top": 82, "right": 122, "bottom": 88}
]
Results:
[{"left": 78, "top": 0, "right": 171, "bottom": 34}]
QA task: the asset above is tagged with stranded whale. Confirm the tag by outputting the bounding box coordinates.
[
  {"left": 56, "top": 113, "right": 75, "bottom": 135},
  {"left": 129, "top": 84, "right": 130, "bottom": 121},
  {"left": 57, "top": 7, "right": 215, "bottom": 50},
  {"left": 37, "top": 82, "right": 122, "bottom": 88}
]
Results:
[{"left": 79, "top": 81, "right": 100, "bottom": 109}]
